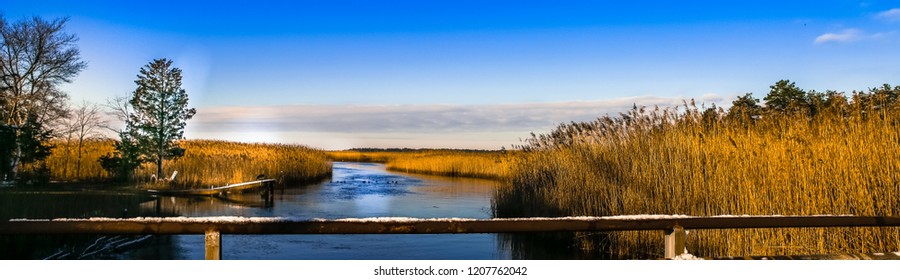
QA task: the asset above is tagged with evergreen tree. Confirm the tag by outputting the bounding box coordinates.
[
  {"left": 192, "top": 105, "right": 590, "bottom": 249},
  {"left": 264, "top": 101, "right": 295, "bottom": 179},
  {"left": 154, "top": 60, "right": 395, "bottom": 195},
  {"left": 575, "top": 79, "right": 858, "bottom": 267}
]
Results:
[
  {"left": 764, "top": 79, "right": 808, "bottom": 114},
  {"left": 99, "top": 127, "right": 142, "bottom": 181},
  {"left": 128, "top": 58, "right": 196, "bottom": 179},
  {"left": 868, "top": 83, "right": 900, "bottom": 109},
  {"left": 726, "top": 93, "right": 762, "bottom": 125},
  {"left": 15, "top": 113, "right": 54, "bottom": 184},
  {"left": 17, "top": 113, "right": 54, "bottom": 166}
]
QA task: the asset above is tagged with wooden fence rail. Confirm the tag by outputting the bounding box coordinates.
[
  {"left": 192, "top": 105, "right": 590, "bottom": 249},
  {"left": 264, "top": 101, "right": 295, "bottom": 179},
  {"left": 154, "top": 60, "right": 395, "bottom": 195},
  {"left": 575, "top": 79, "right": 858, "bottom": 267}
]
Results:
[{"left": 2, "top": 215, "right": 900, "bottom": 260}]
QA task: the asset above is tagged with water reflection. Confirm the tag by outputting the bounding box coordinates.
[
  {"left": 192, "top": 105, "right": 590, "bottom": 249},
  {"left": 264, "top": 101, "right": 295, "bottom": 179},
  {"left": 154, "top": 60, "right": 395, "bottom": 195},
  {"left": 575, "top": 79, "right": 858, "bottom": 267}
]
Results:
[
  {"left": 2, "top": 162, "right": 507, "bottom": 259},
  {"left": 163, "top": 162, "right": 505, "bottom": 259}
]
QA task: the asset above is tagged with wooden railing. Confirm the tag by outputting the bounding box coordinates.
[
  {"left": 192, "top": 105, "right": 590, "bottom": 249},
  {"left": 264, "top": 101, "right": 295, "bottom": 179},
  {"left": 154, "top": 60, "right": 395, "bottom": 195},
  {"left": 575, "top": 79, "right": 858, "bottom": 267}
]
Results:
[{"left": 2, "top": 215, "right": 900, "bottom": 260}]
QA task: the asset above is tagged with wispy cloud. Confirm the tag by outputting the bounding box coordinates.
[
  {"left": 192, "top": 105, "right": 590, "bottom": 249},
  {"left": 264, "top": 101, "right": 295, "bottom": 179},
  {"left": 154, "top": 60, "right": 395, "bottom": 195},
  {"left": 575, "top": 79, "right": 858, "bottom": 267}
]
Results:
[
  {"left": 189, "top": 96, "right": 688, "bottom": 134},
  {"left": 814, "top": 29, "right": 863, "bottom": 44},
  {"left": 811, "top": 8, "right": 900, "bottom": 45},
  {"left": 876, "top": 8, "right": 900, "bottom": 22},
  {"left": 184, "top": 96, "right": 706, "bottom": 149},
  {"left": 813, "top": 28, "right": 896, "bottom": 44}
]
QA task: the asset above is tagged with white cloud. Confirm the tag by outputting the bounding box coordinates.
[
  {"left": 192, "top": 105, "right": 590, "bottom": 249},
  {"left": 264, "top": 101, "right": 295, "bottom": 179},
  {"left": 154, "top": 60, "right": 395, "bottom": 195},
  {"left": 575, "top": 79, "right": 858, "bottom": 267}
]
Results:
[
  {"left": 701, "top": 93, "right": 725, "bottom": 104},
  {"left": 811, "top": 9, "right": 900, "bottom": 45},
  {"left": 814, "top": 29, "right": 863, "bottom": 44},
  {"left": 876, "top": 8, "right": 900, "bottom": 22},
  {"left": 813, "top": 28, "right": 897, "bottom": 44}
]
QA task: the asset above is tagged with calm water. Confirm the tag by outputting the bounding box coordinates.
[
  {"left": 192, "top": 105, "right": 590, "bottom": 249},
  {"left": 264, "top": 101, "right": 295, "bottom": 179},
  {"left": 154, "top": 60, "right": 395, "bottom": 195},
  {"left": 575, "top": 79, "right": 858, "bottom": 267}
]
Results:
[{"left": 1, "top": 162, "right": 510, "bottom": 259}]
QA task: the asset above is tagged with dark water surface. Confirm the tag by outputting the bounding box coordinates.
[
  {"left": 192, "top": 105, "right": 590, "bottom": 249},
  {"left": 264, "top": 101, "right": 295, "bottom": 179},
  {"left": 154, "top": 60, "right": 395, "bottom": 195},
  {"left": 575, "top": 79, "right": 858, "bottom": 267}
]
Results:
[{"left": 1, "top": 162, "right": 509, "bottom": 259}]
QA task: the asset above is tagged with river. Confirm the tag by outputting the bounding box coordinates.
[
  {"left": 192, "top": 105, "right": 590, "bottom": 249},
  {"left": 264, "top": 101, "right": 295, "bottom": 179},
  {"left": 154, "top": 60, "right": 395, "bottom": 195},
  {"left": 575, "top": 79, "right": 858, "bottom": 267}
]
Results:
[{"left": 0, "top": 162, "right": 510, "bottom": 259}]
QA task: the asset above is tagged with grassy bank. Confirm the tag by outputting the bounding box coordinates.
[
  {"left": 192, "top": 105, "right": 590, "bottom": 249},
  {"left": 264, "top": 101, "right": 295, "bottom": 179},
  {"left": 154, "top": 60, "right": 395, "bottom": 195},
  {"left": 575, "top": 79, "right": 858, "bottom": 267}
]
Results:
[
  {"left": 495, "top": 87, "right": 900, "bottom": 258},
  {"left": 327, "top": 149, "right": 513, "bottom": 180},
  {"left": 326, "top": 150, "right": 399, "bottom": 163},
  {"left": 386, "top": 151, "right": 513, "bottom": 180},
  {"left": 45, "top": 139, "right": 332, "bottom": 188}
]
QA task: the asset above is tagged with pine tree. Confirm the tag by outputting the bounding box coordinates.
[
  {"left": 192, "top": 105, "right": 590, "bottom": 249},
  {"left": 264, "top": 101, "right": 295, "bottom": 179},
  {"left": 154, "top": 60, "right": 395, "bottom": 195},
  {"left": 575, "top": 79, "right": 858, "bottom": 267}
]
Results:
[
  {"left": 763, "top": 79, "right": 808, "bottom": 114},
  {"left": 726, "top": 93, "right": 762, "bottom": 123},
  {"left": 128, "top": 58, "right": 196, "bottom": 179},
  {"left": 99, "top": 127, "right": 142, "bottom": 181}
]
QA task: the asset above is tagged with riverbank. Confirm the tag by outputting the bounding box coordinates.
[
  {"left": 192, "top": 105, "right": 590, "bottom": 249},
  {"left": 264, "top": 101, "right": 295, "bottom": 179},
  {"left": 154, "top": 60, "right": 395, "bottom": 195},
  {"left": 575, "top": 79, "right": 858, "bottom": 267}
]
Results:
[
  {"left": 327, "top": 149, "right": 513, "bottom": 180},
  {"left": 2, "top": 162, "right": 503, "bottom": 259},
  {"left": 44, "top": 139, "right": 332, "bottom": 189}
]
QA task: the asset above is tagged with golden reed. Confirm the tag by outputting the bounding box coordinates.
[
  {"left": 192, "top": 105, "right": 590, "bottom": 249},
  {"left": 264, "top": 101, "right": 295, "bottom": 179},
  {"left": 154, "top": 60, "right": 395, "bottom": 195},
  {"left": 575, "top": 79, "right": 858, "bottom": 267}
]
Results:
[
  {"left": 45, "top": 139, "right": 331, "bottom": 188},
  {"left": 327, "top": 150, "right": 513, "bottom": 180},
  {"left": 495, "top": 93, "right": 900, "bottom": 258}
]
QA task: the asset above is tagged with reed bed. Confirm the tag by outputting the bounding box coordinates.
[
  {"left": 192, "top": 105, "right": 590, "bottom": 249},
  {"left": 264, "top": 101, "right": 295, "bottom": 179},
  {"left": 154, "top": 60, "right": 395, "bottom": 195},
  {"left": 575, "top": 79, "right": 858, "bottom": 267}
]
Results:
[
  {"left": 327, "top": 149, "right": 513, "bottom": 180},
  {"left": 495, "top": 90, "right": 900, "bottom": 258},
  {"left": 326, "top": 150, "right": 400, "bottom": 163},
  {"left": 386, "top": 151, "right": 514, "bottom": 180},
  {"left": 45, "top": 139, "right": 332, "bottom": 188},
  {"left": 45, "top": 139, "right": 115, "bottom": 182},
  {"left": 149, "top": 140, "right": 331, "bottom": 188}
]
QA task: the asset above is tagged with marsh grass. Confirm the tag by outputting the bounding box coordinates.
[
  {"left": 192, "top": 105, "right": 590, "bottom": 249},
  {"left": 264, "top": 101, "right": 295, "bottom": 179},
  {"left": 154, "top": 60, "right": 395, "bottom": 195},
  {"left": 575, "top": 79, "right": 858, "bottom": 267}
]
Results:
[
  {"left": 385, "top": 151, "right": 513, "bottom": 180},
  {"left": 44, "top": 138, "right": 115, "bottom": 182},
  {"left": 327, "top": 149, "right": 513, "bottom": 179},
  {"left": 45, "top": 139, "right": 331, "bottom": 188},
  {"left": 495, "top": 96, "right": 900, "bottom": 258},
  {"left": 155, "top": 140, "right": 331, "bottom": 188},
  {"left": 326, "top": 150, "right": 398, "bottom": 163}
]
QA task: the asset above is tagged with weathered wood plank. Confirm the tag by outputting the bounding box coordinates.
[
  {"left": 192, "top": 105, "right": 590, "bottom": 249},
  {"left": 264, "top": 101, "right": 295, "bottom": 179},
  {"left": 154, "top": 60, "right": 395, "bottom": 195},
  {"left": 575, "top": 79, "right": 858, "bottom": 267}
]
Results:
[
  {"left": 205, "top": 229, "right": 221, "bottom": 260},
  {"left": 664, "top": 225, "right": 685, "bottom": 259}
]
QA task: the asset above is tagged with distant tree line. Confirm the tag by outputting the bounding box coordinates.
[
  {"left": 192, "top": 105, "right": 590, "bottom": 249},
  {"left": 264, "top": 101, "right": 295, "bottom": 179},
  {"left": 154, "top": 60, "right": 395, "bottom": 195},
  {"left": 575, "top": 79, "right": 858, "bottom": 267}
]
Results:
[
  {"left": 725, "top": 79, "right": 900, "bottom": 124},
  {"left": 522, "top": 79, "right": 900, "bottom": 151}
]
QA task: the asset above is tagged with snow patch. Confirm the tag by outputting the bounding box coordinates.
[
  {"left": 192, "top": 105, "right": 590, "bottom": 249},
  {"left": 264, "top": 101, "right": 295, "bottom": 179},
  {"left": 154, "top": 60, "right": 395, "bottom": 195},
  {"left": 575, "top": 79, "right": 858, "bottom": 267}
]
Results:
[{"left": 672, "top": 253, "right": 704, "bottom": 260}]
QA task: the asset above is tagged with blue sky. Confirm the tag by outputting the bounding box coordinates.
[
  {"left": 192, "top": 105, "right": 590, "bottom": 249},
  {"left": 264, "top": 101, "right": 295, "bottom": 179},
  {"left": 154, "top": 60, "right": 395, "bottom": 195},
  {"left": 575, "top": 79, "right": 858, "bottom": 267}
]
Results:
[{"left": 4, "top": 1, "right": 900, "bottom": 149}]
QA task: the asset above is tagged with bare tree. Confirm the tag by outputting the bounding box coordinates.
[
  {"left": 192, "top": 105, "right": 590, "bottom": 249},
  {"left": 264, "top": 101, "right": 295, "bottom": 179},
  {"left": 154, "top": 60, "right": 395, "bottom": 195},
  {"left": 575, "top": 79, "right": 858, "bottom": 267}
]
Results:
[
  {"left": 62, "top": 101, "right": 107, "bottom": 178},
  {"left": 99, "top": 96, "right": 143, "bottom": 181},
  {"left": 0, "top": 15, "right": 87, "bottom": 179},
  {"left": 103, "top": 96, "right": 132, "bottom": 133}
]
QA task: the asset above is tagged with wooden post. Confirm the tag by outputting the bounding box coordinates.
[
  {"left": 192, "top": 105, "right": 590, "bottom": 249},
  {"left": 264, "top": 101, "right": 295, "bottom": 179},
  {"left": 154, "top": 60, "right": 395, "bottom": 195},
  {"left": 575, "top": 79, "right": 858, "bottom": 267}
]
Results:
[
  {"left": 266, "top": 182, "right": 274, "bottom": 207},
  {"left": 664, "top": 225, "right": 685, "bottom": 259},
  {"left": 155, "top": 196, "right": 161, "bottom": 216},
  {"left": 205, "top": 229, "right": 221, "bottom": 260}
]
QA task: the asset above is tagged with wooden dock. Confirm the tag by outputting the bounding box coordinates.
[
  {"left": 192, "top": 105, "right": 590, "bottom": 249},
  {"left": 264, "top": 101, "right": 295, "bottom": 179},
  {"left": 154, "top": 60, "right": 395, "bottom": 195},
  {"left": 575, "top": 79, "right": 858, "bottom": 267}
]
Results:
[{"left": 146, "top": 179, "right": 276, "bottom": 196}]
